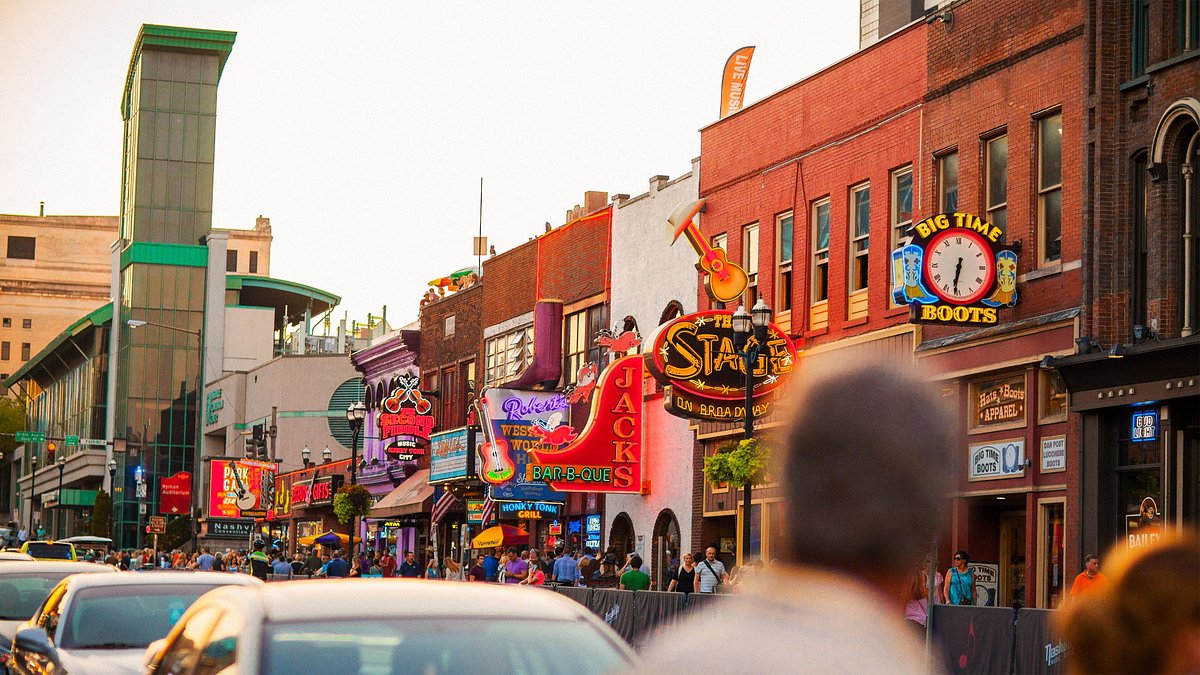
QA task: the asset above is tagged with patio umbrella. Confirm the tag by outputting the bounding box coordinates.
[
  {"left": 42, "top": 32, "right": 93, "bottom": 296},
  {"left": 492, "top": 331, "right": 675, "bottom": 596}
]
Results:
[
  {"left": 298, "top": 530, "right": 349, "bottom": 547},
  {"left": 471, "top": 525, "right": 528, "bottom": 549}
]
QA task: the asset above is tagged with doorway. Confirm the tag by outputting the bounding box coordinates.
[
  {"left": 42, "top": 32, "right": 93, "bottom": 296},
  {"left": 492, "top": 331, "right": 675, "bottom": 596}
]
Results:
[{"left": 999, "top": 511, "right": 1027, "bottom": 609}]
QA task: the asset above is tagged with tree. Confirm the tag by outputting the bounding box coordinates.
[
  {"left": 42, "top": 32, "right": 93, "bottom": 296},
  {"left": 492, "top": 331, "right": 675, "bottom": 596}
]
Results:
[
  {"left": 90, "top": 489, "right": 112, "bottom": 538},
  {"left": 0, "top": 397, "right": 25, "bottom": 458}
]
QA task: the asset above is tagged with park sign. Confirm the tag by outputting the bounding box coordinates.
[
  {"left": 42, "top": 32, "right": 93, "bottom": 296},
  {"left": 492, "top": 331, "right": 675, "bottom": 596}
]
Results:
[
  {"left": 645, "top": 310, "right": 797, "bottom": 422},
  {"left": 891, "top": 212, "right": 1020, "bottom": 326}
]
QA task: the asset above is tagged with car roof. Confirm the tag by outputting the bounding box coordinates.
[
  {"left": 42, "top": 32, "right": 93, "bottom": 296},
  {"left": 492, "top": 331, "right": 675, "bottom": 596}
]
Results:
[
  {"left": 62, "top": 571, "right": 263, "bottom": 589},
  {"left": 0, "top": 552, "right": 35, "bottom": 561},
  {"left": 210, "top": 580, "right": 595, "bottom": 623},
  {"left": 0, "top": 561, "right": 116, "bottom": 574}
]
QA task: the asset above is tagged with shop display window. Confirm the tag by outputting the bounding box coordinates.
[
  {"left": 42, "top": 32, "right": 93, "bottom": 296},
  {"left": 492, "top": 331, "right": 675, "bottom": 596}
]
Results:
[
  {"left": 1037, "top": 499, "right": 1065, "bottom": 608},
  {"left": 1038, "top": 369, "right": 1068, "bottom": 423}
]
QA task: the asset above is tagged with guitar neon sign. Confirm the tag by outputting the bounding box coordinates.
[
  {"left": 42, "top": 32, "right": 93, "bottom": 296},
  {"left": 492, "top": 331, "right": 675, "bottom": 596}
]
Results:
[
  {"left": 378, "top": 376, "right": 435, "bottom": 447},
  {"left": 669, "top": 198, "right": 749, "bottom": 303}
]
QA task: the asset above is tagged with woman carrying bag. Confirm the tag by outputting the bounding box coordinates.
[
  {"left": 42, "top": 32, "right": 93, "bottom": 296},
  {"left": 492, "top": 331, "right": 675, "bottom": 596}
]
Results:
[{"left": 944, "top": 550, "right": 978, "bottom": 606}]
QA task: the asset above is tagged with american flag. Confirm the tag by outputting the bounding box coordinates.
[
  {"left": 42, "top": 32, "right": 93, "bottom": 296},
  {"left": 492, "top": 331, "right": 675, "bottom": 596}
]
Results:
[
  {"left": 431, "top": 490, "right": 459, "bottom": 524},
  {"left": 480, "top": 492, "right": 495, "bottom": 525}
]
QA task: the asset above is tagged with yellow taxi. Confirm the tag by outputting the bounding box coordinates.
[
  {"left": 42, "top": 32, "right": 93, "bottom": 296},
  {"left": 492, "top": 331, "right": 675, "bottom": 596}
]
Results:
[{"left": 17, "top": 541, "right": 77, "bottom": 562}]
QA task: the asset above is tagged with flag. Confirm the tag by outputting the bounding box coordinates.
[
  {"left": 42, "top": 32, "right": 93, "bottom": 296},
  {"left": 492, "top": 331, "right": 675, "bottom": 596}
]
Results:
[
  {"left": 719, "top": 46, "right": 755, "bottom": 119},
  {"left": 480, "top": 492, "right": 495, "bottom": 525},
  {"left": 431, "top": 490, "right": 458, "bottom": 524}
]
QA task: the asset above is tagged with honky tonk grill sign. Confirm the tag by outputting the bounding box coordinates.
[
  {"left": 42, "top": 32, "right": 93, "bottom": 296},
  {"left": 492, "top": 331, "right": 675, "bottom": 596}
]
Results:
[{"left": 647, "top": 310, "right": 796, "bottom": 422}]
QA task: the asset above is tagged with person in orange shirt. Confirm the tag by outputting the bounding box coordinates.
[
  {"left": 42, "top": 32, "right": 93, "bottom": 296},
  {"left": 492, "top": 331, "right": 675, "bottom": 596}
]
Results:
[{"left": 1069, "top": 553, "right": 1107, "bottom": 597}]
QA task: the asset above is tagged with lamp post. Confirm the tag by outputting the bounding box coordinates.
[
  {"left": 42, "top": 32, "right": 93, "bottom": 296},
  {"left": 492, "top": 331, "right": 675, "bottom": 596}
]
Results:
[
  {"left": 28, "top": 451, "right": 38, "bottom": 538},
  {"left": 322, "top": 446, "right": 332, "bottom": 464},
  {"left": 128, "top": 319, "right": 203, "bottom": 553},
  {"left": 301, "top": 446, "right": 311, "bottom": 468},
  {"left": 55, "top": 456, "right": 65, "bottom": 539},
  {"left": 108, "top": 459, "right": 117, "bottom": 546},
  {"left": 346, "top": 401, "right": 367, "bottom": 559},
  {"left": 731, "top": 299, "right": 772, "bottom": 566}
]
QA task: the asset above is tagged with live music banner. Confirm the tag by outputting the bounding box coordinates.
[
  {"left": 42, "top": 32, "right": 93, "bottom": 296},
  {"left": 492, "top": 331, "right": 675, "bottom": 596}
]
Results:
[
  {"left": 1014, "top": 608, "right": 1069, "bottom": 674},
  {"left": 931, "top": 604, "right": 1015, "bottom": 675}
]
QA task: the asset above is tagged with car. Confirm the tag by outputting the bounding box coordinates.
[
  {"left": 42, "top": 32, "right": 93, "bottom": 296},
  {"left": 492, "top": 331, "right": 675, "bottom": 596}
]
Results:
[
  {"left": 8, "top": 571, "right": 263, "bottom": 675},
  {"left": 0, "top": 554, "right": 34, "bottom": 563},
  {"left": 143, "top": 579, "right": 638, "bottom": 675},
  {"left": 0, "top": 561, "right": 118, "bottom": 672},
  {"left": 18, "top": 542, "right": 77, "bottom": 562}
]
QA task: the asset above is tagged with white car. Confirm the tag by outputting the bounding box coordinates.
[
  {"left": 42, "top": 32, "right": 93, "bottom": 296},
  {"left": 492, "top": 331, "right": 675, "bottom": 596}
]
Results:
[
  {"left": 145, "top": 579, "right": 638, "bottom": 674},
  {"left": 8, "top": 571, "right": 262, "bottom": 675},
  {"left": 0, "top": 561, "right": 117, "bottom": 672}
]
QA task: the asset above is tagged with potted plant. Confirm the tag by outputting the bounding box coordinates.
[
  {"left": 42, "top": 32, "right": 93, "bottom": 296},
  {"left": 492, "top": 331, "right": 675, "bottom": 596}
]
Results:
[
  {"left": 333, "top": 484, "right": 373, "bottom": 524},
  {"left": 703, "top": 437, "right": 770, "bottom": 489}
]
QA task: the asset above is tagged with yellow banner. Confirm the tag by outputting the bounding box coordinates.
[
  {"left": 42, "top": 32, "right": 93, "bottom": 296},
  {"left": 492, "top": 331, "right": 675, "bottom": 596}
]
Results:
[{"left": 720, "top": 46, "right": 755, "bottom": 119}]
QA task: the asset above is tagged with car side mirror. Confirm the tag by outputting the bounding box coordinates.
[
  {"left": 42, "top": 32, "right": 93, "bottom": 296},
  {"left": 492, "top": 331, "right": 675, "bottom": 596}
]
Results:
[
  {"left": 142, "top": 637, "right": 169, "bottom": 673},
  {"left": 14, "top": 626, "right": 62, "bottom": 668}
]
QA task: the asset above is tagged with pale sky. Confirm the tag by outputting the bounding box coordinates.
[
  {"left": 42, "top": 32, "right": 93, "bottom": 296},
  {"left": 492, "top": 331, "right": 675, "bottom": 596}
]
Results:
[{"left": 0, "top": 2, "right": 860, "bottom": 327}]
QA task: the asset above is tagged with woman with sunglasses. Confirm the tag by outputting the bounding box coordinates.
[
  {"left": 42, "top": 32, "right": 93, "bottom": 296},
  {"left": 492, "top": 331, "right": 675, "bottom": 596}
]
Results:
[{"left": 944, "top": 550, "right": 978, "bottom": 606}]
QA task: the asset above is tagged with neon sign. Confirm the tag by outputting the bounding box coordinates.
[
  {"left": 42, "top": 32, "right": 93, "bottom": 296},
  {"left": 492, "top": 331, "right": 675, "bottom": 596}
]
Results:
[{"left": 378, "top": 375, "right": 435, "bottom": 451}]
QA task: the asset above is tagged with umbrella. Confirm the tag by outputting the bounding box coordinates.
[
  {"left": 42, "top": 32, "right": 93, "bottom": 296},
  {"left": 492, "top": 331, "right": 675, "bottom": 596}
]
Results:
[
  {"left": 298, "top": 530, "right": 349, "bottom": 547},
  {"left": 471, "top": 525, "right": 528, "bottom": 549}
]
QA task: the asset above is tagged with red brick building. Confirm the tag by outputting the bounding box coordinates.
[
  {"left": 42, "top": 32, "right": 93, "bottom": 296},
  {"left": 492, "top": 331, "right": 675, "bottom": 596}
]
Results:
[
  {"left": 696, "top": 22, "right": 927, "bottom": 565},
  {"left": 915, "top": 0, "right": 1085, "bottom": 609}
]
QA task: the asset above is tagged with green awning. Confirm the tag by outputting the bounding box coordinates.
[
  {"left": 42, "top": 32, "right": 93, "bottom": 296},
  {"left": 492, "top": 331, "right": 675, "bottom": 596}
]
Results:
[{"left": 3, "top": 304, "right": 112, "bottom": 390}]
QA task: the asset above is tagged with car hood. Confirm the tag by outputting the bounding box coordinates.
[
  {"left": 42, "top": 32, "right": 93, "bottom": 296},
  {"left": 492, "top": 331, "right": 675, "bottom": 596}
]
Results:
[{"left": 58, "top": 647, "right": 147, "bottom": 675}]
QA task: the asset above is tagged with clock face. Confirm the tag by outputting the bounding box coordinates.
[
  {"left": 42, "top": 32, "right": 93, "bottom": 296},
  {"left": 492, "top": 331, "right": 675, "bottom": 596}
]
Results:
[{"left": 924, "top": 229, "right": 995, "bottom": 304}]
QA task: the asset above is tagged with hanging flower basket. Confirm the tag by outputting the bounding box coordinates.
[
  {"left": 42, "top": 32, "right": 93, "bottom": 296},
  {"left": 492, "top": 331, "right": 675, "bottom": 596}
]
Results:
[
  {"left": 333, "top": 484, "right": 373, "bottom": 524},
  {"left": 703, "top": 438, "right": 770, "bottom": 488}
]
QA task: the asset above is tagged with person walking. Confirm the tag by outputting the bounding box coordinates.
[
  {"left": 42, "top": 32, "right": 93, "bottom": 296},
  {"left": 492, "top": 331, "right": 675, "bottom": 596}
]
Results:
[
  {"left": 503, "top": 548, "right": 529, "bottom": 584},
  {"left": 271, "top": 553, "right": 293, "bottom": 578},
  {"left": 325, "top": 550, "right": 350, "bottom": 578},
  {"left": 398, "top": 551, "right": 421, "bottom": 578},
  {"left": 443, "top": 556, "right": 463, "bottom": 581},
  {"left": 378, "top": 548, "right": 397, "bottom": 578},
  {"left": 1068, "top": 553, "right": 1107, "bottom": 599},
  {"left": 197, "top": 547, "right": 215, "bottom": 571},
  {"left": 619, "top": 555, "right": 651, "bottom": 591},
  {"left": 905, "top": 557, "right": 943, "bottom": 631},
  {"left": 424, "top": 557, "right": 440, "bottom": 579},
  {"left": 668, "top": 552, "right": 697, "bottom": 596},
  {"left": 469, "top": 554, "right": 488, "bottom": 582},
  {"left": 482, "top": 549, "right": 501, "bottom": 582},
  {"left": 247, "top": 541, "right": 272, "bottom": 581},
  {"left": 944, "top": 550, "right": 977, "bottom": 606},
  {"left": 694, "top": 546, "right": 728, "bottom": 594},
  {"left": 553, "top": 548, "right": 580, "bottom": 586}
]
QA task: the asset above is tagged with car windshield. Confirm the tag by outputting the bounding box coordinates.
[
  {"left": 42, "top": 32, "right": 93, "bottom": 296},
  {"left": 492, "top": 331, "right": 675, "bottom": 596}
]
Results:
[
  {"left": 24, "top": 543, "right": 73, "bottom": 560},
  {"left": 0, "top": 572, "right": 76, "bottom": 621},
  {"left": 59, "top": 584, "right": 224, "bottom": 649},
  {"left": 262, "top": 618, "right": 629, "bottom": 675}
]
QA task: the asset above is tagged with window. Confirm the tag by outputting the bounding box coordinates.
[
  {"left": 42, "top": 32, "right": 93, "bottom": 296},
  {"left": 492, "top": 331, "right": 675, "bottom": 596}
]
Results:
[
  {"left": 811, "top": 199, "right": 831, "bottom": 302},
  {"left": 1133, "top": 0, "right": 1150, "bottom": 77},
  {"left": 225, "top": 250, "right": 237, "bottom": 272},
  {"left": 938, "top": 152, "right": 959, "bottom": 213},
  {"left": 890, "top": 167, "right": 914, "bottom": 251},
  {"left": 1183, "top": 0, "right": 1200, "bottom": 50},
  {"left": 743, "top": 223, "right": 760, "bottom": 306},
  {"left": 21, "top": 319, "right": 31, "bottom": 329},
  {"left": 20, "top": 343, "right": 30, "bottom": 361},
  {"left": 444, "top": 314, "right": 456, "bottom": 337},
  {"left": 195, "top": 610, "right": 243, "bottom": 675},
  {"left": 6, "top": 236, "right": 35, "bottom": 260},
  {"left": 1132, "top": 152, "right": 1149, "bottom": 326},
  {"left": 986, "top": 135, "right": 1008, "bottom": 232},
  {"left": 2, "top": 318, "right": 10, "bottom": 328},
  {"left": 1038, "top": 113, "right": 1064, "bottom": 264},
  {"left": 1, "top": 343, "right": 8, "bottom": 361},
  {"left": 776, "top": 212, "right": 794, "bottom": 312},
  {"left": 248, "top": 251, "right": 259, "bottom": 274},
  {"left": 564, "top": 305, "right": 606, "bottom": 385},
  {"left": 712, "top": 233, "right": 729, "bottom": 309},
  {"left": 1037, "top": 499, "right": 1066, "bottom": 609},
  {"left": 484, "top": 325, "right": 534, "bottom": 386},
  {"left": 849, "top": 184, "right": 871, "bottom": 292},
  {"left": 1039, "top": 369, "right": 1068, "bottom": 423},
  {"left": 440, "top": 366, "right": 458, "bottom": 427}
]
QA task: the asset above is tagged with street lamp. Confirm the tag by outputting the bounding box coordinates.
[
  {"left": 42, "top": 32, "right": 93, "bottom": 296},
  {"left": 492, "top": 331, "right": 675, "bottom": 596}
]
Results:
[
  {"left": 346, "top": 401, "right": 367, "bottom": 559},
  {"left": 108, "top": 459, "right": 117, "bottom": 546},
  {"left": 732, "top": 298, "right": 773, "bottom": 566},
  {"left": 56, "top": 455, "right": 65, "bottom": 539},
  {"left": 301, "top": 446, "right": 311, "bottom": 468},
  {"left": 322, "top": 446, "right": 332, "bottom": 464},
  {"left": 128, "top": 318, "right": 203, "bottom": 552},
  {"left": 28, "top": 451, "right": 39, "bottom": 538}
]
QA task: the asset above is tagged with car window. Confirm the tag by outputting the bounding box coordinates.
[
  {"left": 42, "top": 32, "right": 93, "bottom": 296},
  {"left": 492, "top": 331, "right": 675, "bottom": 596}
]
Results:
[
  {"left": 261, "top": 618, "right": 629, "bottom": 675},
  {"left": 24, "top": 543, "right": 74, "bottom": 560},
  {"left": 36, "top": 583, "right": 67, "bottom": 637},
  {"left": 0, "top": 575, "right": 65, "bottom": 622},
  {"left": 59, "top": 584, "right": 225, "bottom": 649},
  {"left": 159, "top": 607, "right": 222, "bottom": 675},
  {"left": 195, "top": 609, "right": 243, "bottom": 675}
]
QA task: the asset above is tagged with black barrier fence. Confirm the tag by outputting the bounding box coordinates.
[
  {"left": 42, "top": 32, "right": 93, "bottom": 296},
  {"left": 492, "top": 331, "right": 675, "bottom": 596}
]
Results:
[
  {"left": 931, "top": 605, "right": 1069, "bottom": 674},
  {"left": 553, "top": 587, "right": 737, "bottom": 648}
]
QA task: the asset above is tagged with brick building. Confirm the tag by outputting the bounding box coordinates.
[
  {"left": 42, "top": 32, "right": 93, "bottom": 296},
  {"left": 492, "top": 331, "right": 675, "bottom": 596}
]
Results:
[
  {"left": 1053, "top": 0, "right": 1199, "bottom": 563},
  {"left": 915, "top": 0, "right": 1085, "bottom": 609},
  {"left": 696, "top": 22, "right": 926, "bottom": 565}
]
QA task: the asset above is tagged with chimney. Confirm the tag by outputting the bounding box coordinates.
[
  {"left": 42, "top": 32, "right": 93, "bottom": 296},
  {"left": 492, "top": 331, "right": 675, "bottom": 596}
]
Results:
[
  {"left": 649, "top": 175, "right": 670, "bottom": 193},
  {"left": 255, "top": 215, "right": 271, "bottom": 232},
  {"left": 583, "top": 191, "right": 608, "bottom": 214}
]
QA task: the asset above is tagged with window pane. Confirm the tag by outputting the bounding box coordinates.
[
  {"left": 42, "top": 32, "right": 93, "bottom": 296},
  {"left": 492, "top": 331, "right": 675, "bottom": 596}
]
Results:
[
  {"left": 895, "top": 170, "right": 913, "bottom": 224},
  {"left": 854, "top": 187, "right": 871, "bottom": 239},
  {"left": 779, "top": 215, "right": 793, "bottom": 262},
  {"left": 940, "top": 153, "right": 959, "bottom": 212},
  {"left": 1040, "top": 115, "right": 1063, "bottom": 188},
  {"left": 815, "top": 203, "right": 830, "bottom": 251},
  {"left": 744, "top": 225, "right": 759, "bottom": 274},
  {"left": 988, "top": 136, "right": 1008, "bottom": 207},
  {"left": 1042, "top": 189, "right": 1062, "bottom": 261}
]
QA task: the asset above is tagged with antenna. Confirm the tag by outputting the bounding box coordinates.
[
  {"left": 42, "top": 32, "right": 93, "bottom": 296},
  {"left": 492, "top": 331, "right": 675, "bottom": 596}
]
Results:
[{"left": 477, "top": 177, "right": 483, "bottom": 272}]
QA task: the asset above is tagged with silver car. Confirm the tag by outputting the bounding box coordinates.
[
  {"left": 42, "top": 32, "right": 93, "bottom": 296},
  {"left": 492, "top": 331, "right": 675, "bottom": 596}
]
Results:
[
  {"left": 8, "top": 571, "right": 262, "bottom": 675},
  {"left": 0, "top": 561, "right": 117, "bottom": 672},
  {"left": 145, "top": 579, "right": 638, "bottom": 674}
]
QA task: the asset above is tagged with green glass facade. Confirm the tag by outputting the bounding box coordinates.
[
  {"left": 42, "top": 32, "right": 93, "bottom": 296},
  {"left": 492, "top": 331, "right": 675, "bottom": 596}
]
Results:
[{"left": 112, "top": 25, "right": 235, "bottom": 548}]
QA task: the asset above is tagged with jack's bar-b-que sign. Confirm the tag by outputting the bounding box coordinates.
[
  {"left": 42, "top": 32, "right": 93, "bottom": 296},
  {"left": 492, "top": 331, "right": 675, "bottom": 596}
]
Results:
[{"left": 646, "top": 310, "right": 796, "bottom": 422}]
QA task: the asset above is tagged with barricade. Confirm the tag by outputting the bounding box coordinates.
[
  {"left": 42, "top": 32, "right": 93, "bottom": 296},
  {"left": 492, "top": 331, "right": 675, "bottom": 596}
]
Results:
[
  {"left": 553, "top": 584, "right": 593, "bottom": 607},
  {"left": 1014, "top": 608, "right": 1068, "bottom": 674},
  {"left": 685, "top": 591, "right": 736, "bottom": 619},
  {"left": 588, "top": 588, "right": 638, "bottom": 643},
  {"left": 631, "top": 590, "right": 687, "bottom": 647},
  {"left": 931, "top": 604, "right": 1016, "bottom": 674}
]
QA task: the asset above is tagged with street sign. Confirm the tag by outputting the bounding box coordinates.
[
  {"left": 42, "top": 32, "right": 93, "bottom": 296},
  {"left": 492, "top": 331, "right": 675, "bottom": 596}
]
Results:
[
  {"left": 14, "top": 431, "right": 45, "bottom": 443},
  {"left": 148, "top": 516, "right": 167, "bottom": 534},
  {"left": 64, "top": 435, "right": 79, "bottom": 446},
  {"left": 80, "top": 438, "right": 108, "bottom": 447}
]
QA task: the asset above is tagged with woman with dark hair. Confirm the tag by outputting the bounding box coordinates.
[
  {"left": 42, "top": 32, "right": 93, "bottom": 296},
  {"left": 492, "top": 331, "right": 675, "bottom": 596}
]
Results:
[{"left": 944, "top": 550, "right": 977, "bottom": 606}]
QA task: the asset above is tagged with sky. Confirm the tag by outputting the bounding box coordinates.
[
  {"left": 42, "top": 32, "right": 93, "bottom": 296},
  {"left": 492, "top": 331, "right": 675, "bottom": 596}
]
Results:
[{"left": 0, "top": 2, "right": 860, "bottom": 328}]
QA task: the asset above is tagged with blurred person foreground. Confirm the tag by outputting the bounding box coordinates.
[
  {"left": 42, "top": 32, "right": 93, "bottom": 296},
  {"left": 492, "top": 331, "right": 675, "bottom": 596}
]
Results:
[
  {"left": 1060, "top": 533, "right": 1200, "bottom": 674},
  {"left": 640, "top": 360, "right": 956, "bottom": 673}
]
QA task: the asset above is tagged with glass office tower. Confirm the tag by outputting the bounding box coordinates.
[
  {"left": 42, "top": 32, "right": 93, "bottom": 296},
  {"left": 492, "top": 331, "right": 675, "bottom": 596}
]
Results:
[{"left": 113, "top": 25, "right": 235, "bottom": 547}]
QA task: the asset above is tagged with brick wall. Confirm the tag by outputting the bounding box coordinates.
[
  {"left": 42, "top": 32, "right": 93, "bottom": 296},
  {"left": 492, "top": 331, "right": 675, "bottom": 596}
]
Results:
[{"left": 418, "top": 283, "right": 482, "bottom": 373}]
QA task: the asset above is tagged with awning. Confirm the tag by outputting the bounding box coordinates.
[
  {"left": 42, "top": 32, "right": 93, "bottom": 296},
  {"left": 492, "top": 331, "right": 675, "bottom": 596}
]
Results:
[{"left": 370, "top": 469, "right": 434, "bottom": 518}]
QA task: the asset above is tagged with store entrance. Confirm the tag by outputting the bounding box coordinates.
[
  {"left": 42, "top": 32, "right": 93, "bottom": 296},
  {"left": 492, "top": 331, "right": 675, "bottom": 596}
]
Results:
[
  {"left": 965, "top": 497, "right": 1028, "bottom": 608},
  {"left": 999, "top": 510, "right": 1027, "bottom": 609}
]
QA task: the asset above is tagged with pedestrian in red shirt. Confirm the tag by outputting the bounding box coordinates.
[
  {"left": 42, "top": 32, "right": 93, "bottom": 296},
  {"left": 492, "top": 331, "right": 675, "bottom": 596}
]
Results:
[
  {"left": 379, "top": 549, "right": 397, "bottom": 577},
  {"left": 1069, "top": 553, "right": 1107, "bottom": 599}
]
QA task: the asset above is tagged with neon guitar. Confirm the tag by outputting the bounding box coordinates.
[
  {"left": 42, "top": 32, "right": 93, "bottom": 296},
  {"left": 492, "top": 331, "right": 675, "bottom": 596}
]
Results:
[
  {"left": 475, "top": 396, "right": 515, "bottom": 484},
  {"left": 230, "top": 463, "right": 258, "bottom": 510},
  {"left": 669, "top": 198, "right": 749, "bottom": 303}
]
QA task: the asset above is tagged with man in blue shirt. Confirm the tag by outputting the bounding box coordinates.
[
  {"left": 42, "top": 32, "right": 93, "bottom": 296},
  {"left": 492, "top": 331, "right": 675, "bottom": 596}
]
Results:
[
  {"left": 197, "top": 547, "right": 215, "bottom": 571},
  {"left": 325, "top": 551, "right": 350, "bottom": 578},
  {"left": 481, "top": 548, "right": 501, "bottom": 582},
  {"left": 271, "top": 553, "right": 293, "bottom": 577},
  {"left": 397, "top": 550, "right": 421, "bottom": 578},
  {"left": 552, "top": 548, "right": 579, "bottom": 585}
]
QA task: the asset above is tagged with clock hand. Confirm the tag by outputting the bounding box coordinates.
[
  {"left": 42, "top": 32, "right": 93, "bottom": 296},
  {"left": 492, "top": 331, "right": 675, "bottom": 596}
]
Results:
[{"left": 953, "top": 257, "right": 963, "bottom": 295}]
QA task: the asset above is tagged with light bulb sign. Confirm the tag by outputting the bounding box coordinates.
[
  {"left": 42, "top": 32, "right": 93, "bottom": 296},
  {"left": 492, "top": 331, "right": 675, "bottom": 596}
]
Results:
[
  {"left": 645, "top": 310, "right": 797, "bottom": 422},
  {"left": 475, "top": 389, "right": 568, "bottom": 502},
  {"left": 378, "top": 375, "right": 436, "bottom": 453},
  {"left": 891, "top": 212, "right": 1020, "bottom": 326}
]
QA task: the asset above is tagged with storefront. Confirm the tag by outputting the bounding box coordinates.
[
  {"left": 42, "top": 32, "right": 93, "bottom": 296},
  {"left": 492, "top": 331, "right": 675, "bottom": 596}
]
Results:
[
  {"left": 271, "top": 460, "right": 349, "bottom": 556},
  {"left": 368, "top": 468, "right": 434, "bottom": 561},
  {"left": 1053, "top": 335, "right": 1200, "bottom": 564}
]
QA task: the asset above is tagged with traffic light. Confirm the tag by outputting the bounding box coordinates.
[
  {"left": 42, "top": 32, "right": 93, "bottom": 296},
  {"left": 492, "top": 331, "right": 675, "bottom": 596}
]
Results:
[{"left": 46, "top": 441, "right": 56, "bottom": 455}]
